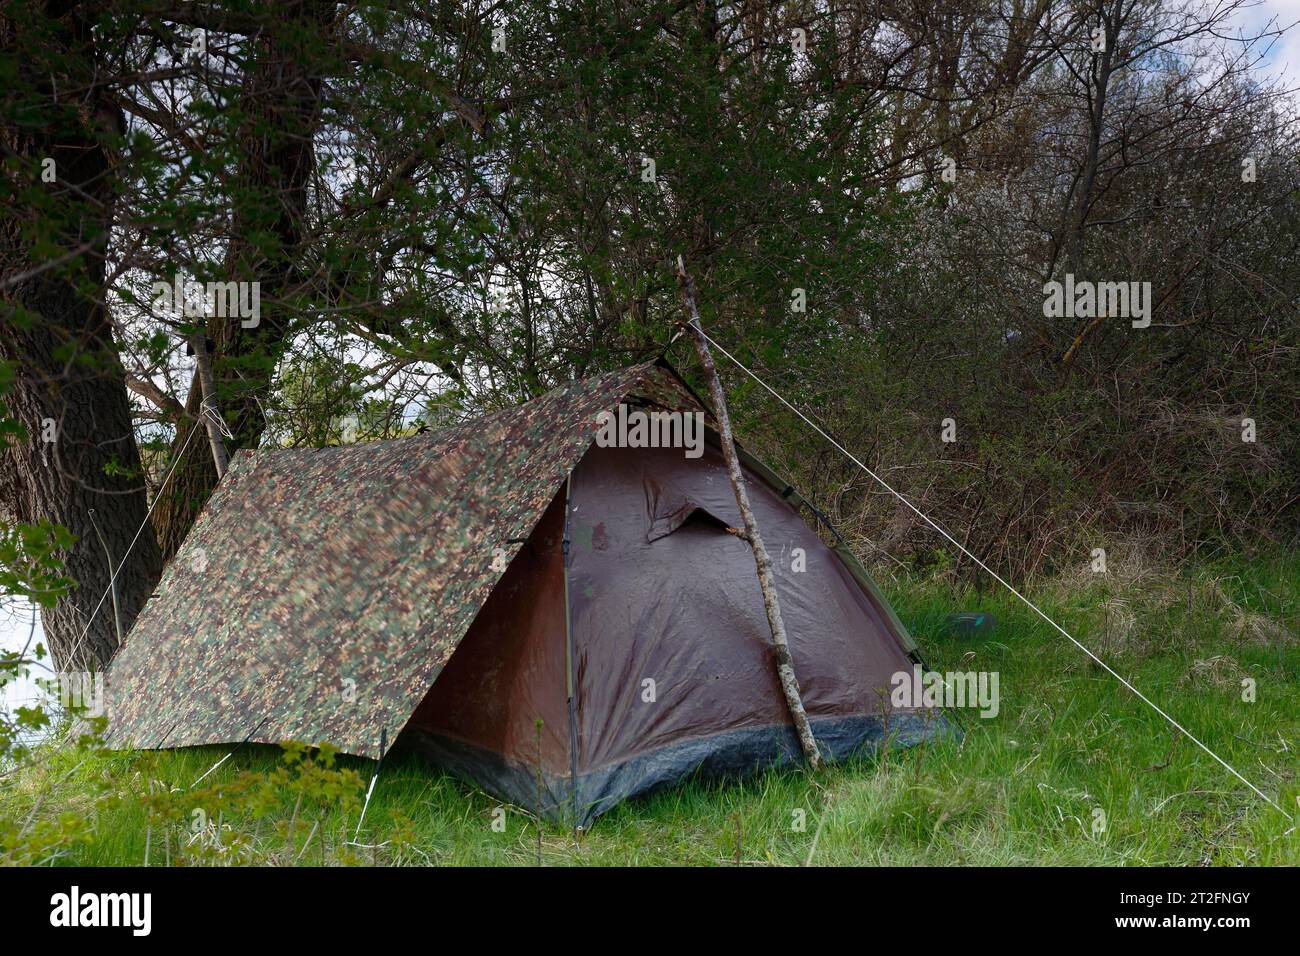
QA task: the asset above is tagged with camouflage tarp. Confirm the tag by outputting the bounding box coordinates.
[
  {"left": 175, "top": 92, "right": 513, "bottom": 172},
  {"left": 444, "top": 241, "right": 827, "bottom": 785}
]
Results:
[{"left": 104, "top": 361, "right": 705, "bottom": 758}]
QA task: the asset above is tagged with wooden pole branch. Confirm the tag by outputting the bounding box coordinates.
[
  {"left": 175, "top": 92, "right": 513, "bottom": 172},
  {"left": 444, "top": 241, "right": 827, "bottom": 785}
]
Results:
[
  {"left": 674, "top": 255, "right": 822, "bottom": 770},
  {"left": 190, "top": 333, "right": 229, "bottom": 480}
]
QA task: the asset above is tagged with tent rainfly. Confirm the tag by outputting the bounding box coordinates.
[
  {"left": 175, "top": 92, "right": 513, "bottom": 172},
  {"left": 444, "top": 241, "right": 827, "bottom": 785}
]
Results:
[{"left": 105, "top": 359, "right": 952, "bottom": 826}]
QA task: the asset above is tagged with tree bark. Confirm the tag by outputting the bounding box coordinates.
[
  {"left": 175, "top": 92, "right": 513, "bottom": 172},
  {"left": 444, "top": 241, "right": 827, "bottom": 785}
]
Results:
[
  {"left": 0, "top": 4, "right": 161, "bottom": 670},
  {"left": 674, "top": 256, "right": 822, "bottom": 769}
]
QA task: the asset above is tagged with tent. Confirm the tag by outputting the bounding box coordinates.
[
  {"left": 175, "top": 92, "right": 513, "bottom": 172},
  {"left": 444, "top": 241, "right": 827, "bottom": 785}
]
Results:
[{"left": 105, "top": 359, "right": 949, "bottom": 826}]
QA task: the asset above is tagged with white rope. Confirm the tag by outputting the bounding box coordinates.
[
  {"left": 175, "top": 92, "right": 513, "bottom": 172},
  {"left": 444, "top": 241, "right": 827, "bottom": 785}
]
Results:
[
  {"left": 696, "top": 326, "right": 1289, "bottom": 819},
  {"left": 200, "top": 396, "right": 234, "bottom": 441},
  {"left": 189, "top": 751, "right": 232, "bottom": 788}
]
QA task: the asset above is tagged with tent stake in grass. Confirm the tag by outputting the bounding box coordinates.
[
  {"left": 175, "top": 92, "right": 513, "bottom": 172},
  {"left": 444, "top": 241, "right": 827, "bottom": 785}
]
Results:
[
  {"left": 352, "top": 727, "right": 387, "bottom": 844},
  {"left": 675, "top": 255, "right": 822, "bottom": 771}
]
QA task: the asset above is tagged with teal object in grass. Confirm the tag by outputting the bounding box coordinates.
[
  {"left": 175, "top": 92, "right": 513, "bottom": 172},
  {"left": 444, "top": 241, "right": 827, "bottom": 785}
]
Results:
[{"left": 947, "top": 612, "right": 995, "bottom": 637}]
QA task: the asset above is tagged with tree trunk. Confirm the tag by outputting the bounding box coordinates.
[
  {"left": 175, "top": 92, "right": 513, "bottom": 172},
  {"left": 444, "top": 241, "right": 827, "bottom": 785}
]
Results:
[
  {"left": 1067, "top": 0, "right": 1120, "bottom": 275},
  {"left": 0, "top": 5, "right": 161, "bottom": 670},
  {"left": 151, "top": 0, "right": 328, "bottom": 559},
  {"left": 674, "top": 256, "right": 822, "bottom": 769},
  {"left": 148, "top": 383, "right": 219, "bottom": 563}
]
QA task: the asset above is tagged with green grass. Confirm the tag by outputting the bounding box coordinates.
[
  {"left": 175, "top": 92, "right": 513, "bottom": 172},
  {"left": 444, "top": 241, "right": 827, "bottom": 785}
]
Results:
[{"left": 4, "top": 551, "right": 1299, "bottom": 865}]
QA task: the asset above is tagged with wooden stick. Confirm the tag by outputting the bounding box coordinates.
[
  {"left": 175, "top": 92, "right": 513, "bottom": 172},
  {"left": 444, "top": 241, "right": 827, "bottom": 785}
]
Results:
[
  {"left": 190, "top": 333, "right": 229, "bottom": 480},
  {"left": 674, "top": 255, "right": 822, "bottom": 770}
]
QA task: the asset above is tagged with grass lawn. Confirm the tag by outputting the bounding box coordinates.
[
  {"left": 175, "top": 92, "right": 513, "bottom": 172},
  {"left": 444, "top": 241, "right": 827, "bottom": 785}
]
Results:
[{"left": 4, "top": 551, "right": 1298, "bottom": 866}]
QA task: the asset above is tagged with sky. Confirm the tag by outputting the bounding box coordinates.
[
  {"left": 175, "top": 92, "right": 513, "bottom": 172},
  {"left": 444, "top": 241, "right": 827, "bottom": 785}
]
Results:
[
  {"left": 1253, "top": 0, "right": 1300, "bottom": 87},
  {"left": 3, "top": 2, "right": 1299, "bottom": 719}
]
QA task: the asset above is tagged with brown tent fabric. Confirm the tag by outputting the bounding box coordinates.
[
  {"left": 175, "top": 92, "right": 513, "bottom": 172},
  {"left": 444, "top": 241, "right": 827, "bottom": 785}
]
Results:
[
  {"left": 569, "top": 442, "right": 922, "bottom": 764},
  {"left": 404, "top": 433, "right": 950, "bottom": 826},
  {"left": 406, "top": 492, "right": 571, "bottom": 773}
]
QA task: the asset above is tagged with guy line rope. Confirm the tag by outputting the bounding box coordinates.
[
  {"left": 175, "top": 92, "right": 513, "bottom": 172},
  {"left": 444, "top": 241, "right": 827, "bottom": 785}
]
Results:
[{"left": 692, "top": 324, "right": 1289, "bottom": 820}]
